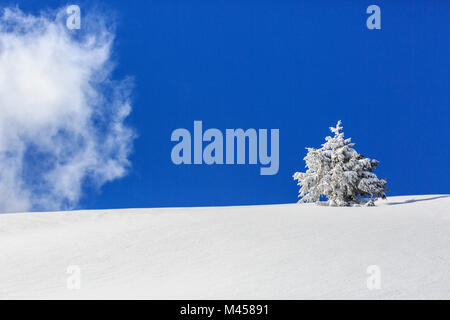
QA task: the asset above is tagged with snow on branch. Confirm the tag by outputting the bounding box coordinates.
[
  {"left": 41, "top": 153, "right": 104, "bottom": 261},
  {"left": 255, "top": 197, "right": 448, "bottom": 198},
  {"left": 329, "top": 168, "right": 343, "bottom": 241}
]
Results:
[{"left": 293, "top": 121, "right": 388, "bottom": 206}]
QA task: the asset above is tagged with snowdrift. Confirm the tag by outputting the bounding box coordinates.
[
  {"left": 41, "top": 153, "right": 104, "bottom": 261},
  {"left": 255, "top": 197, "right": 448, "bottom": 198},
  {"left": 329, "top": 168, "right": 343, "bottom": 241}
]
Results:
[{"left": 0, "top": 195, "right": 449, "bottom": 299}]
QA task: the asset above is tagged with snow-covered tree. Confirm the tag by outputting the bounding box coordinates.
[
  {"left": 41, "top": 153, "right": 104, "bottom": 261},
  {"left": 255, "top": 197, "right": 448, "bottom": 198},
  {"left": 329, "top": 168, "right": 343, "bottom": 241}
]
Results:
[{"left": 293, "top": 121, "right": 388, "bottom": 206}]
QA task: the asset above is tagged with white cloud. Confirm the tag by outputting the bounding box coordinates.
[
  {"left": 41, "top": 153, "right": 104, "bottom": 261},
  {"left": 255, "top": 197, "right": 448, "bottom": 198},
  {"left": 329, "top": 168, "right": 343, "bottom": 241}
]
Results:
[{"left": 0, "top": 7, "right": 135, "bottom": 213}]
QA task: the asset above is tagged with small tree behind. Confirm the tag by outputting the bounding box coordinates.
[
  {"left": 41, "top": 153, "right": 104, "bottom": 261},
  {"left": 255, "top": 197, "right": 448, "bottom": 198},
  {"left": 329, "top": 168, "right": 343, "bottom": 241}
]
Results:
[{"left": 293, "top": 121, "right": 388, "bottom": 206}]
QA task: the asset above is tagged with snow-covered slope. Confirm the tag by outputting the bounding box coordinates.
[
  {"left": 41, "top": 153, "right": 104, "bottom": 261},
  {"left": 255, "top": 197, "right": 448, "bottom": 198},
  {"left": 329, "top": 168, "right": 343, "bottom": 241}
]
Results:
[{"left": 0, "top": 195, "right": 449, "bottom": 299}]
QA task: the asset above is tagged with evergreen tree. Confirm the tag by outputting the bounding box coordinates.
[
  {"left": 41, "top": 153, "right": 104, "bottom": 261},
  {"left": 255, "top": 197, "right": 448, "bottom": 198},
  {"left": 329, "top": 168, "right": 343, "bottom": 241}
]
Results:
[{"left": 293, "top": 121, "right": 388, "bottom": 206}]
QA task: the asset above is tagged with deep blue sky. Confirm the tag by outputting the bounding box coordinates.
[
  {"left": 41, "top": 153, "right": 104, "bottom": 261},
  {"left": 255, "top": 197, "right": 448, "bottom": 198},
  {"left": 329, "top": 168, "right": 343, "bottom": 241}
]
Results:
[{"left": 9, "top": 0, "right": 450, "bottom": 209}]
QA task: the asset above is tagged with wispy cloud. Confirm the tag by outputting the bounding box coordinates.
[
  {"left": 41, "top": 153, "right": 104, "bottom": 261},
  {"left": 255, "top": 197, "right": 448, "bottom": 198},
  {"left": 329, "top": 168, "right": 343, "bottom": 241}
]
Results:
[{"left": 0, "top": 7, "right": 135, "bottom": 213}]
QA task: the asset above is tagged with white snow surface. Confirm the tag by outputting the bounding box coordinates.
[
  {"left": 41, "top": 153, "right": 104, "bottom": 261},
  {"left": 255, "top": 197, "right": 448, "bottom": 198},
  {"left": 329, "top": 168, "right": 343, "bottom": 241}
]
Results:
[{"left": 0, "top": 195, "right": 449, "bottom": 300}]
